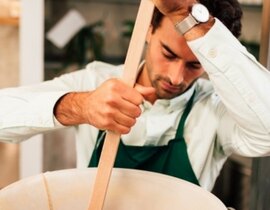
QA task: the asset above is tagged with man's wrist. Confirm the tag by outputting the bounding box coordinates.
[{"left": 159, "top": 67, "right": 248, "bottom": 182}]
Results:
[
  {"left": 184, "top": 16, "right": 215, "bottom": 41},
  {"left": 172, "top": 3, "right": 214, "bottom": 41},
  {"left": 169, "top": 15, "right": 215, "bottom": 41},
  {"left": 54, "top": 92, "right": 88, "bottom": 126}
]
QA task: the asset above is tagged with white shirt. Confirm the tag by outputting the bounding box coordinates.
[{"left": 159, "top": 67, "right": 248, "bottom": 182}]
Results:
[{"left": 1, "top": 19, "right": 270, "bottom": 191}]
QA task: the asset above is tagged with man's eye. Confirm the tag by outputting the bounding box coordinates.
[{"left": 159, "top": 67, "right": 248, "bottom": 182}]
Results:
[
  {"left": 187, "top": 62, "right": 201, "bottom": 70},
  {"left": 163, "top": 53, "right": 175, "bottom": 60}
]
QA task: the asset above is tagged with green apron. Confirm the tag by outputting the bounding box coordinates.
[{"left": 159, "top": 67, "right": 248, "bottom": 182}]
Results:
[{"left": 88, "top": 91, "right": 199, "bottom": 185}]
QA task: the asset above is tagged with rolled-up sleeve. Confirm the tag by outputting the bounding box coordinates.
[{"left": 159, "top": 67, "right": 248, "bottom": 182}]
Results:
[
  {"left": 0, "top": 85, "right": 68, "bottom": 143},
  {"left": 0, "top": 66, "right": 88, "bottom": 143}
]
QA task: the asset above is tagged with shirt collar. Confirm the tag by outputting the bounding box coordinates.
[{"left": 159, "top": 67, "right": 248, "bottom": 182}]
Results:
[{"left": 158, "top": 84, "right": 196, "bottom": 112}]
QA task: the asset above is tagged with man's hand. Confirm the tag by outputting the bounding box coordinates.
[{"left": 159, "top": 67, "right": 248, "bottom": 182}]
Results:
[
  {"left": 54, "top": 79, "right": 155, "bottom": 134},
  {"left": 152, "top": 0, "right": 196, "bottom": 21},
  {"left": 152, "top": 0, "right": 214, "bottom": 40}
]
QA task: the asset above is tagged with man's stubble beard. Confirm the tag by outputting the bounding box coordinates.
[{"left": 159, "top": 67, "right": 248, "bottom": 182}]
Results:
[{"left": 151, "top": 76, "right": 188, "bottom": 100}]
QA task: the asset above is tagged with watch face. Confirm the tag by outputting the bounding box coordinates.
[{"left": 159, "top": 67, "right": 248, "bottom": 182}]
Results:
[{"left": 191, "top": 3, "right": 209, "bottom": 23}]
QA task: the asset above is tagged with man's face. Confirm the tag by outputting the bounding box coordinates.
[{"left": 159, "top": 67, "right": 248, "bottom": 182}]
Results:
[{"left": 142, "top": 17, "right": 205, "bottom": 101}]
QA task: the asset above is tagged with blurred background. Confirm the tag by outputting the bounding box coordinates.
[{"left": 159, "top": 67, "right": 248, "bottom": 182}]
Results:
[{"left": 0, "top": 0, "right": 269, "bottom": 209}]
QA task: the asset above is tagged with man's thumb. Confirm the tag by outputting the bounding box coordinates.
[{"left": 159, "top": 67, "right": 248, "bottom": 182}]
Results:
[{"left": 135, "top": 84, "right": 155, "bottom": 97}]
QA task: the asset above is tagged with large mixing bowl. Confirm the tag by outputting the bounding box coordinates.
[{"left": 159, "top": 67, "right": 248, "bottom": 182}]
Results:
[{"left": 0, "top": 168, "right": 227, "bottom": 210}]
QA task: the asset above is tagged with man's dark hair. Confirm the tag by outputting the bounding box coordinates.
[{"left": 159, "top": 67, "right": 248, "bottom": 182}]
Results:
[{"left": 151, "top": 0, "right": 243, "bottom": 38}]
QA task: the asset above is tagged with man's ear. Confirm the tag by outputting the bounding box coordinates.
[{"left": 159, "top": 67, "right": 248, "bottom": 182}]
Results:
[{"left": 146, "top": 26, "right": 153, "bottom": 43}]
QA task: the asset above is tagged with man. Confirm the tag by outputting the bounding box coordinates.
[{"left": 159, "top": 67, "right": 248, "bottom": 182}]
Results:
[{"left": 1, "top": 0, "right": 270, "bottom": 191}]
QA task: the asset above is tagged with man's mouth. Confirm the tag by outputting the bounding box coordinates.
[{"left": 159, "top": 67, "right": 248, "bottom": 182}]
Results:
[{"left": 160, "top": 81, "right": 184, "bottom": 94}]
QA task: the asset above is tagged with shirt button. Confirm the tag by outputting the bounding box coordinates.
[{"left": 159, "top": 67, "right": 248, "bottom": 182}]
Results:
[{"left": 208, "top": 48, "right": 218, "bottom": 58}]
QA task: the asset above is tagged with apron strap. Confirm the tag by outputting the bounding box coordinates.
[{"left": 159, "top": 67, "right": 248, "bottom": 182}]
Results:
[{"left": 175, "top": 90, "right": 196, "bottom": 140}]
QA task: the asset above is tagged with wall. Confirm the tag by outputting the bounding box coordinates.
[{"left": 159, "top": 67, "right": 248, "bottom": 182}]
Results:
[
  {"left": 0, "top": 26, "right": 19, "bottom": 87},
  {"left": 0, "top": 25, "right": 19, "bottom": 188}
]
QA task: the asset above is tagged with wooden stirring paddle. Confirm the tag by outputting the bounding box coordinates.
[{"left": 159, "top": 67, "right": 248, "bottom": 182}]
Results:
[{"left": 88, "top": 1, "right": 155, "bottom": 210}]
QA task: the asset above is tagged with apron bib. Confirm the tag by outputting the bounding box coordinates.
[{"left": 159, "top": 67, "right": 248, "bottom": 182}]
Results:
[{"left": 88, "top": 91, "right": 199, "bottom": 185}]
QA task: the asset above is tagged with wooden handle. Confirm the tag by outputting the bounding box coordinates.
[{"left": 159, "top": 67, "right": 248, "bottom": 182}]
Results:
[{"left": 88, "top": 1, "right": 155, "bottom": 210}]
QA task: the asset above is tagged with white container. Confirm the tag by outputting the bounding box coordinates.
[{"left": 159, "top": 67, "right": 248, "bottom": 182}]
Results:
[{"left": 0, "top": 168, "right": 227, "bottom": 210}]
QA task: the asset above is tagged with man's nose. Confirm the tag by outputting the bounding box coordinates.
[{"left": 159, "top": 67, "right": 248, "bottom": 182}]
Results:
[{"left": 168, "top": 61, "right": 185, "bottom": 86}]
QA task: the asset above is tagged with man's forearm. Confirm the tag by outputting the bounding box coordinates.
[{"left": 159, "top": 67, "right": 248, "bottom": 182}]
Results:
[{"left": 54, "top": 78, "right": 149, "bottom": 134}]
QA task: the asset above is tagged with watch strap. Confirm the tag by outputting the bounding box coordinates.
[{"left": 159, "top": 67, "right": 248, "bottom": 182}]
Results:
[{"left": 175, "top": 14, "right": 198, "bottom": 35}]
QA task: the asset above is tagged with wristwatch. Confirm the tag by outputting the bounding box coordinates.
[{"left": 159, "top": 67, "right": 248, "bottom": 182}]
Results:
[{"left": 175, "top": 3, "right": 210, "bottom": 35}]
